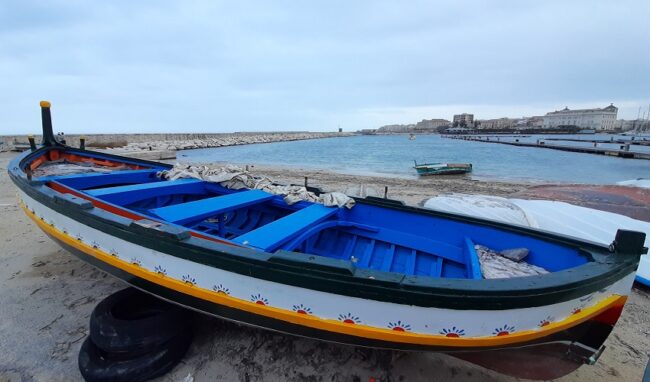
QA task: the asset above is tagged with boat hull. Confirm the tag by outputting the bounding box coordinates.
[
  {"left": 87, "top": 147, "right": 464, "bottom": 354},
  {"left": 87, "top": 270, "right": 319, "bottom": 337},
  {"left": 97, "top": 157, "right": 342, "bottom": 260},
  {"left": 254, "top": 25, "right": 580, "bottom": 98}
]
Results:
[
  {"left": 43, "top": 229, "right": 625, "bottom": 379},
  {"left": 16, "top": 187, "right": 634, "bottom": 379},
  {"left": 8, "top": 103, "right": 644, "bottom": 380},
  {"left": 637, "top": 255, "right": 650, "bottom": 287},
  {"left": 416, "top": 168, "right": 472, "bottom": 176},
  {"left": 8, "top": 136, "right": 643, "bottom": 380},
  {"left": 414, "top": 163, "right": 473, "bottom": 176}
]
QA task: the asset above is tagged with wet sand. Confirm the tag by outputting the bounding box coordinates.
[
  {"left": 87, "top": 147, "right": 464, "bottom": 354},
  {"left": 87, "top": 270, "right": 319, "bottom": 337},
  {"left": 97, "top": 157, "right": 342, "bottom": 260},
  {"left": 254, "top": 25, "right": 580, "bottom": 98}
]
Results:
[{"left": 1, "top": 151, "right": 649, "bottom": 381}]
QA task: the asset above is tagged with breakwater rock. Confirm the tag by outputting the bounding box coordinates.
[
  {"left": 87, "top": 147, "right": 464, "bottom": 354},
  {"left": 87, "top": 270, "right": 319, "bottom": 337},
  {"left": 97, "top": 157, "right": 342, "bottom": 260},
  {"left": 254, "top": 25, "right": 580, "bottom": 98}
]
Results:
[
  {"left": 106, "top": 132, "right": 354, "bottom": 152},
  {"left": 1, "top": 132, "right": 354, "bottom": 152}
]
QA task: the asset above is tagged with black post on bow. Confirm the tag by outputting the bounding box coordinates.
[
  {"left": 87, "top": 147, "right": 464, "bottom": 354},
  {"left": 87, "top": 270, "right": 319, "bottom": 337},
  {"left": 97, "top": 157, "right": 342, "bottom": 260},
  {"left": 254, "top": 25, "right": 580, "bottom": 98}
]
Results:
[{"left": 40, "top": 100, "right": 58, "bottom": 146}]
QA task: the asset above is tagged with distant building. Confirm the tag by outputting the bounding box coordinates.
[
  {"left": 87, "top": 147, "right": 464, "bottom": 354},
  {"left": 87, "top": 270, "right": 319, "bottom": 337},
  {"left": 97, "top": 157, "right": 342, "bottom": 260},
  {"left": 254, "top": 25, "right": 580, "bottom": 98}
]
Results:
[
  {"left": 414, "top": 119, "right": 450, "bottom": 131},
  {"left": 453, "top": 113, "right": 474, "bottom": 126},
  {"left": 543, "top": 104, "right": 618, "bottom": 131},
  {"left": 524, "top": 116, "right": 545, "bottom": 129},
  {"left": 376, "top": 124, "right": 415, "bottom": 133},
  {"left": 615, "top": 119, "right": 650, "bottom": 132},
  {"left": 477, "top": 118, "right": 517, "bottom": 129},
  {"left": 376, "top": 119, "right": 449, "bottom": 133}
]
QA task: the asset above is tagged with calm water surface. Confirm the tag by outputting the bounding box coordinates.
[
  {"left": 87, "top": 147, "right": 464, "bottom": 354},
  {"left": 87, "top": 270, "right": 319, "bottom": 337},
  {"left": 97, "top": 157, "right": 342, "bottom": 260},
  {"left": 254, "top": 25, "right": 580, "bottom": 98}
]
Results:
[{"left": 180, "top": 134, "right": 650, "bottom": 184}]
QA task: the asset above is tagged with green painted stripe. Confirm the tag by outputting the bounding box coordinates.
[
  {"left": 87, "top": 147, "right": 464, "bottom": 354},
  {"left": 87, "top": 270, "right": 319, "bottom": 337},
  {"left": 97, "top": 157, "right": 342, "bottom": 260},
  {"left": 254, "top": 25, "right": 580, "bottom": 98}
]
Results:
[{"left": 9, "top": 147, "right": 640, "bottom": 311}]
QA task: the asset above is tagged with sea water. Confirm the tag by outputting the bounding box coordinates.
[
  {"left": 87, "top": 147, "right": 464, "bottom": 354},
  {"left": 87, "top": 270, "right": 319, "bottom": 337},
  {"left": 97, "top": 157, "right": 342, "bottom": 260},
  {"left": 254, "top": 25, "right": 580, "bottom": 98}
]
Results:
[{"left": 180, "top": 134, "right": 650, "bottom": 184}]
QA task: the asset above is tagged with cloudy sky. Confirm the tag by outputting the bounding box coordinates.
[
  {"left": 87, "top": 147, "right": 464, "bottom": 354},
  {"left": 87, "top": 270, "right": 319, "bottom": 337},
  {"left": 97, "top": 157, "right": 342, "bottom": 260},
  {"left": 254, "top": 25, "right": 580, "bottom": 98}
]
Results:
[{"left": 1, "top": 1, "right": 649, "bottom": 134}]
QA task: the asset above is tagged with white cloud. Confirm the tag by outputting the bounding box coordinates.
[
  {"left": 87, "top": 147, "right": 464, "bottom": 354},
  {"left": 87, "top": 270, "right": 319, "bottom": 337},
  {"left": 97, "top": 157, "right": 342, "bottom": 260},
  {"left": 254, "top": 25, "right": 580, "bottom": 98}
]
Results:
[{"left": 1, "top": 0, "right": 649, "bottom": 134}]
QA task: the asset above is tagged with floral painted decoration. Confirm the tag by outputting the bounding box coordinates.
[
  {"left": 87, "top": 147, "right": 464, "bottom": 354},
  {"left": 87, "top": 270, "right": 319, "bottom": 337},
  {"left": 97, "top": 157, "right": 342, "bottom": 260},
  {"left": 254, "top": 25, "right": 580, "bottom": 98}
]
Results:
[
  {"left": 338, "top": 313, "right": 361, "bottom": 324},
  {"left": 250, "top": 293, "right": 269, "bottom": 306},
  {"left": 493, "top": 324, "right": 515, "bottom": 336},
  {"left": 182, "top": 274, "right": 196, "bottom": 286},
  {"left": 292, "top": 304, "right": 312, "bottom": 315},
  {"left": 212, "top": 284, "right": 230, "bottom": 295},
  {"left": 439, "top": 327, "right": 465, "bottom": 337},
  {"left": 538, "top": 316, "right": 554, "bottom": 327},
  {"left": 388, "top": 320, "right": 411, "bottom": 332}
]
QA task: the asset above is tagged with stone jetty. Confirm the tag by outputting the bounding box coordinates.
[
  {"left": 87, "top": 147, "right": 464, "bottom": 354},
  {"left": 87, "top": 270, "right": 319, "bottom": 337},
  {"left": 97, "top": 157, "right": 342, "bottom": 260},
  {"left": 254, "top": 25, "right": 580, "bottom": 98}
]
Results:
[
  {"left": 0, "top": 132, "right": 355, "bottom": 158},
  {"left": 105, "top": 132, "right": 353, "bottom": 152}
]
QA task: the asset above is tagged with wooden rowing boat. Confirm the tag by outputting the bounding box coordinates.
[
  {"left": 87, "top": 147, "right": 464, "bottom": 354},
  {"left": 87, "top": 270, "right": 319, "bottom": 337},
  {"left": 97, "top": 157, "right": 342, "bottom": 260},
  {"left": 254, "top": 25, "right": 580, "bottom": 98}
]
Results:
[
  {"left": 413, "top": 161, "right": 472, "bottom": 176},
  {"left": 8, "top": 102, "right": 646, "bottom": 379}
]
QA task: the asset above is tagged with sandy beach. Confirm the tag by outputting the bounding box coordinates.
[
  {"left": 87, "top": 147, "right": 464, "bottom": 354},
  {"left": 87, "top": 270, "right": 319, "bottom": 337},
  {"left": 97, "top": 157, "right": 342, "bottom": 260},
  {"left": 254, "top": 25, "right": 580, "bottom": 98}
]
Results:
[
  {"left": 1, "top": 150, "right": 649, "bottom": 382},
  {"left": 171, "top": 160, "right": 528, "bottom": 207}
]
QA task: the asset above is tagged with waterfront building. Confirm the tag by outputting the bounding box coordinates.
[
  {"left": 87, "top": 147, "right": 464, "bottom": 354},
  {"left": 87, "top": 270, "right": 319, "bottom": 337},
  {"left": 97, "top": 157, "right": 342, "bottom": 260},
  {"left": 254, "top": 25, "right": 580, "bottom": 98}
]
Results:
[
  {"left": 542, "top": 104, "right": 618, "bottom": 131},
  {"left": 376, "top": 119, "right": 450, "bottom": 133},
  {"left": 525, "top": 116, "right": 545, "bottom": 129},
  {"left": 453, "top": 113, "right": 474, "bottom": 126},
  {"left": 477, "top": 118, "right": 517, "bottom": 129},
  {"left": 414, "top": 119, "right": 450, "bottom": 131}
]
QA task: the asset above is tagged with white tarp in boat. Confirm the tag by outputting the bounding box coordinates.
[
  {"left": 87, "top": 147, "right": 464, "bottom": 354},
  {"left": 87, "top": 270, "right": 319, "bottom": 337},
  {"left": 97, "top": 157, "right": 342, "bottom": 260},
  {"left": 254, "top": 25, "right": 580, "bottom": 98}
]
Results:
[
  {"left": 33, "top": 160, "right": 128, "bottom": 177},
  {"left": 343, "top": 184, "right": 381, "bottom": 198},
  {"left": 159, "top": 164, "right": 355, "bottom": 209},
  {"left": 617, "top": 178, "right": 650, "bottom": 189},
  {"left": 475, "top": 244, "right": 549, "bottom": 279},
  {"left": 424, "top": 193, "right": 650, "bottom": 284}
]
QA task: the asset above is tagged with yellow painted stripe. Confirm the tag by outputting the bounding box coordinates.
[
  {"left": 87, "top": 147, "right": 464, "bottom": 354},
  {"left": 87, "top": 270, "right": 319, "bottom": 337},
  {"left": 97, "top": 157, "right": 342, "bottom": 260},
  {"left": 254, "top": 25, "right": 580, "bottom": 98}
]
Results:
[{"left": 21, "top": 201, "right": 627, "bottom": 348}]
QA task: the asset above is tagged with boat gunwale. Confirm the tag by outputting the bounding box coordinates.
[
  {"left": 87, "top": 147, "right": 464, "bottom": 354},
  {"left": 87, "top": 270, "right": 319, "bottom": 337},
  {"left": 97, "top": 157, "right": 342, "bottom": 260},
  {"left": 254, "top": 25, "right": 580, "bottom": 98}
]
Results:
[{"left": 8, "top": 146, "right": 642, "bottom": 310}]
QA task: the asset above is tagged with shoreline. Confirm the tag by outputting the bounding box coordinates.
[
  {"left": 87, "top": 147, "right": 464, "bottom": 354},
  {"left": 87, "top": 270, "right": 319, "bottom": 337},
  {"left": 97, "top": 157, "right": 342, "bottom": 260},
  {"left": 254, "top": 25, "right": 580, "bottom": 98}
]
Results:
[
  {"left": 173, "top": 155, "right": 589, "bottom": 190},
  {"left": 170, "top": 159, "right": 537, "bottom": 206}
]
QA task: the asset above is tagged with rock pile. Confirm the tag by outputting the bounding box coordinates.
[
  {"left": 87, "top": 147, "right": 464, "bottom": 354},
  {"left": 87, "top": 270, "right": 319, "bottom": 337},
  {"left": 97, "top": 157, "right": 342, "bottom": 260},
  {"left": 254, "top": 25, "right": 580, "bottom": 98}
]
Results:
[{"left": 106, "top": 132, "right": 353, "bottom": 152}]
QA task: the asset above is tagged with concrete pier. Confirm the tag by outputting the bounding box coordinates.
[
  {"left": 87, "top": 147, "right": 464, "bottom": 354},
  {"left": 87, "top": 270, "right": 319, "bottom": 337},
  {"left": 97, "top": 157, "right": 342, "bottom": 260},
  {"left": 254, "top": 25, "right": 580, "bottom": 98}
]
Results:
[
  {"left": 542, "top": 137, "right": 650, "bottom": 146},
  {"left": 444, "top": 135, "right": 650, "bottom": 160}
]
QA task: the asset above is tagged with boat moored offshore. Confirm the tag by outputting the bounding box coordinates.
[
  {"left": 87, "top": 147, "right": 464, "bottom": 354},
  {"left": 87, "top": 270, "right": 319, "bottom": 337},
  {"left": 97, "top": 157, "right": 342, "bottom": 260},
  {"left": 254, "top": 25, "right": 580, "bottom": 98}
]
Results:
[{"left": 413, "top": 160, "right": 472, "bottom": 176}]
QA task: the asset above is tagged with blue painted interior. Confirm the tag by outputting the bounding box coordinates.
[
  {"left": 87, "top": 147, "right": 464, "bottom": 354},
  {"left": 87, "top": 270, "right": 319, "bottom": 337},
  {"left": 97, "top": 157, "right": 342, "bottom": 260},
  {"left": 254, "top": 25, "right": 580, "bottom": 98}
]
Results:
[
  {"left": 233, "top": 204, "right": 339, "bottom": 251},
  {"left": 151, "top": 189, "right": 275, "bottom": 225},
  {"left": 54, "top": 170, "right": 161, "bottom": 190},
  {"left": 45, "top": 167, "right": 591, "bottom": 279},
  {"left": 86, "top": 179, "right": 205, "bottom": 205}
]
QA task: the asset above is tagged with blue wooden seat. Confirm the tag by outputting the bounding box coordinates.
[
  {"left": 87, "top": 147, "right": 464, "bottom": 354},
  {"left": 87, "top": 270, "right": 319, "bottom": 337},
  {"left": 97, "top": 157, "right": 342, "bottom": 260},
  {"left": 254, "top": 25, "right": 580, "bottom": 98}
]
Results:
[
  {"left": 85, "top": 179, "right": 204, "bottom": 204},
  {"left": 150, "top": 189, "right": 274, "bottom": 225},
  {"left": 233, "top": 204, "right": 338, "bottom": 252},
  {"left": 51, "top": 169, "right": 160, "bottom": 189}
]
